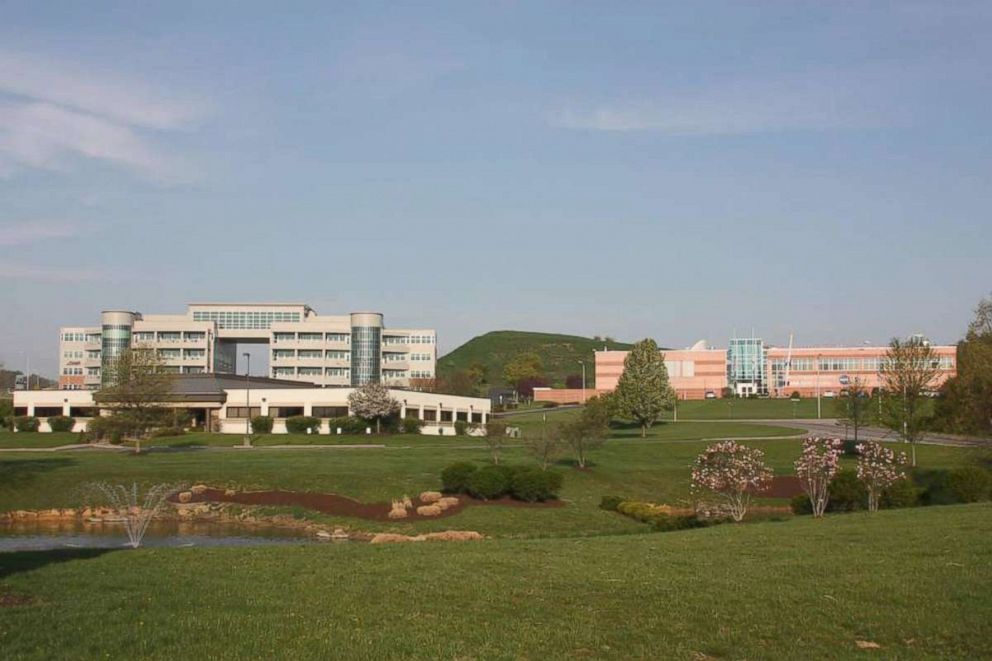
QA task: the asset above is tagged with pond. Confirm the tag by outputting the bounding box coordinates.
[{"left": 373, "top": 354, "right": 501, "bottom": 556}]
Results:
[{"left": 0, "top": 520, "right": 324, "bottom": 552}]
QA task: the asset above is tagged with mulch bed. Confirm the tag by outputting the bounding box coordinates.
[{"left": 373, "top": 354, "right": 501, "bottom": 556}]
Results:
[
  {"left": 761, "top": 476, "right": 803, "bottom": 499},
  {"left": 173, "top": 488, "right": 562, "bottom": 522},
  {"left": 0, "top": 591, "right": 35, "bottom": 608}
]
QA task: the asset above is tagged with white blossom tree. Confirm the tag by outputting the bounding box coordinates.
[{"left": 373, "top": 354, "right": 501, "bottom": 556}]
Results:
[
  {"left": 347, "top": 383, "right": 399, "bottom": 433},
  {"left": 690, "top": 441, "right": 773, "bottom": 522},
  {"left": 794, "top": 437, "right": 843, "bottom": 517},
  {"left": 856, "top": 441, "right": 908, "bottom": 512}
]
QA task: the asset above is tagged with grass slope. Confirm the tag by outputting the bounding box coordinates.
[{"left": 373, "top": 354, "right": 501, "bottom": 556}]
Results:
[
  {"left": 438, "top": 330, "right": 632, "bottom": 387},
  {"left": 1, "top": 504, "right": 989, "bottom": 659}
]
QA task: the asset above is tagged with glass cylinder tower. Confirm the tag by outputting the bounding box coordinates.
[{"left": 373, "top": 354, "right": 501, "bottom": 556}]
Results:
[
  {"left": 100, "top": 310, "right": 137, "bottom": 386},
  {"left": 349, "top": 312, "right": 383, "bottom": 386}
]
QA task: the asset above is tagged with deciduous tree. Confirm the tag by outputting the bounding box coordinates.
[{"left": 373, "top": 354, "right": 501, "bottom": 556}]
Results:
[
  {"left": 879, "top": 336, "right": 940, "bottom": 467},
  {"left": 483, "top": 419, "right": 507, "bottom": 465},
  {"left": 833, "top": 376, "right": 872, "bottom": 443},
  {"left": 503, "top": 353, "right": 544, "bottom": 389},
  {"left": 95, "top": 348, "right": 173, "bottom": 453},
  {"left": 935, "top": 293, "right": 992, "bottom": 435},
  {"left": 613, "top": 339, "right": 674, "bottom": 437},
  {"left": 690, "top": 441, "right": 773, "bottom": 522},
  {"left": 794, "top": 438, "right": 843, "bottom": 517},
  {"left": 347, "top": 383, "right": 399, "bottom": 433},
  {"left": 558, "top": 395, "right": 610, "bottom": 468},
  {"left": 523, "top": 423, "right": 564, "bottom": 470},
  {"left": 856, "top": 441, "right": 907, "bottom": 512}
]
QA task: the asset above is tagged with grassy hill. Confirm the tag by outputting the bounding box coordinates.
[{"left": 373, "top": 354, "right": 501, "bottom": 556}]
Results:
[{"left": 439, "top": 330, "right": 633, "bottom": 388}]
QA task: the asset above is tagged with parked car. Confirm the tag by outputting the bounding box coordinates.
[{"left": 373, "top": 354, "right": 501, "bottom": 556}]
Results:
[
  {"left": 823, "top": 391, "right": 836, "bottom": 398},
  {"left": 704, "top": 391, "right": 716, "bottom": 399}
]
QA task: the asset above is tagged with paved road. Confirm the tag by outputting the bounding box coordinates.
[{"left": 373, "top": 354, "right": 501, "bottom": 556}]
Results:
[{"left": 736, "top": 418, "right": 990, "bottom": 448}]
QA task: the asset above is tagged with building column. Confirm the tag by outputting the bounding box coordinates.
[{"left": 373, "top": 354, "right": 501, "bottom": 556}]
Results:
[
  {"left": 400, "top": 402, "right": 407, "bottom": 419},
  {"left": 62, "top": 399, "right": 71, "bottom": 416},
  {"left": 304, "top": 403, "right": 312, "bottom": 416}
]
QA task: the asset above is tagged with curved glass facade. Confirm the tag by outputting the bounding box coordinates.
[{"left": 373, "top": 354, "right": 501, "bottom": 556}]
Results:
[
  {"left": 350, "top": 325, "right": 381, "bottom": 385},
  {"left": 101, "top": 324, "right": 132, "bottom": 385}
]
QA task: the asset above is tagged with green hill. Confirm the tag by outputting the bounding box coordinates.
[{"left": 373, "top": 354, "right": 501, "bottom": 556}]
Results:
[{"left": 439, "top": 330, "right": 633, "bottom": 388}]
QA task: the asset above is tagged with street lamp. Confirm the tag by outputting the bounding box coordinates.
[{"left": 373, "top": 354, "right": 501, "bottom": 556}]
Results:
[
  {"left": 243, "top": 352, "right": 251, "bottom": 444},
  {"left": 816, "top": 354, "right": 822, "bottom": 420},
  {"left": 577, "top": 360, "right": 586, "bottom": 403}
]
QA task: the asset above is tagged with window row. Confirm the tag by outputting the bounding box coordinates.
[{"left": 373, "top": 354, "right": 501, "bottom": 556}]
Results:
[
  {"left": 272, "top": 332, "right": 351, "bottom": 343},
  {"left": 272, "top": 350, "right": 352, "bottom": 360},
  {"left": 192, "top": 310, "right": 301, "bottom": 329}
]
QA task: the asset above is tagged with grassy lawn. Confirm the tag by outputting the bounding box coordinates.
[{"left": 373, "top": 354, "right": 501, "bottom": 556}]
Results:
[
  {"left": 0, "top": 433, "right": 81, "bottom": 449},
  {"left": 0, "top": 430, "right": 971, "bottom": 538},
  {"left": 0, "top": 504, "right": 989, "bottom": 659}
]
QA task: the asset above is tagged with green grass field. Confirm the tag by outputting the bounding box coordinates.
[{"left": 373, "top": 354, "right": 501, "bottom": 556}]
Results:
[{"left": 1, "top": 504, "right": 989, "bottom": 659}]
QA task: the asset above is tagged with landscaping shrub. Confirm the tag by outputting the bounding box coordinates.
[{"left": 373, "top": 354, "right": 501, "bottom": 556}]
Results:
[
  {"left": 47, "top": 415, "right": 75, "bottom": 432},
  {"left": 87, "top": 416, "right": 123, "bottom": 443},
  {"left": 251, "top": 416, "right": 273, "bottom": 434},
  {"left": 842, "top": 440, "right": 860, "bottom": 457},
  {"left": 454, "top": 420, "right": 468, "bottom": 436},
  {"left": 14, "top": 415, "right": 39, "bottom": 433},
  {"left": 285, "top": 416, "right": 321, "bottom": 434},
  {"left": 599, "top": 495, "right": 625, "bottom": 512},
  {"left": 827, "top": 469, "right": 867, "bottom": 511},
  {"left": 913, "top": 469, "right": 956, "bottom": 505},
  {"left": 441, "top": 462, "right": 478, "bottom": 493},
  {"left": 948, "top": 466, "right": 992, "bottom": 503},
  {"left": 652, "top": 514, "right": 711, "bottom": 532},
  {"left": 375, "top": 414, "right": 402, "bottom": 434},
  {"left": 881, "top": 479, "right": 919, "bottom": 509},
  {"left": 509, "top": 468, "right": 563, "bottom": 502},
  {"left": 327, "top": 416, "right": 368, "bottom": 434},
  {"left": 465, "top": 465, "right": 512, "bottom": 500},
  {"left": 790, "top": 493, "right": 812, "bottom": 515},
  {"left": 402, "top": 418, "right": 423, "bottom": 434},
  {"left": 541, "top": 401, "right": 559, "bottom": 409}
]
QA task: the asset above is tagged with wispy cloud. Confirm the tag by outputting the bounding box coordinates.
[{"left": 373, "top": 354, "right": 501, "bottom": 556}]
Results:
[
  {"left": 0, "top": 50, "right": 205, "bottom": 180},
  {"left": 0, "top": 220, "right": 88, "bottom": 246},
  {"left": 551, "top": 70, "right": 909, "bottom": 136},
  {"left": 0, "top": 263, "right": 107, "bottom": 283}
]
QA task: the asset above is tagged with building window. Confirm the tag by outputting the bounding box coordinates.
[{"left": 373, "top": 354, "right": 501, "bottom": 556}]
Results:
[
  {"left": 325, "top": 333, "right": 350, "bottom": 343},
  {"left": 226, "top": 406, "right": 261, "bottom": 419},
  {"left": 325, "top": 351, "right": 349, "bottom": 360},
  {"left": 273, "top": 332, "right": 296, "bottom": 343},
  {"left": 312, "top": 406, "right": 349, "bottom": 418},
  {"left": 298, "top": 350, "right": 323, "bottom": 359},
  {"left": 298, "top": 367, "right": 322, "bottom": 376}
]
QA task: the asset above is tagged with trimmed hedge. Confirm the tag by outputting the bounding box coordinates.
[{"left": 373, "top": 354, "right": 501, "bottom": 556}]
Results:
[
  {"left": 441, "top": 462, "right": 478, "bottom": 492},
  {"left": 47, "top": 415, "right": 75, "bottom": 432},
  {"left": 251, "top": 416, "right": 274, "bottom": 434},
  {"left": 14, "top": 416, "right": 39, "bottom": 433},
  {"left": 613, "top": 500, "right": 711, "bottom": 531},
  {"left": 948, "top": 466, "right": 992, "bottom": 503},
  {"left": 327, "top": 416, "right": 369, "bottom": 435},
  {"left": 509, "top": 468, "right": 563, "bottom": 502},
  {"left": 441, "top": 462, "right": 563, "bottom": 501},
  {"left": 285, "top": 416, "right": 321, "bottom": 434}
]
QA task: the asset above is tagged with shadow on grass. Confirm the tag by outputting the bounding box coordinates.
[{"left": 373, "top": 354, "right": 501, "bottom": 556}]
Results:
[
  {"left": 0, "top": 458, "right": 77, "bottom": 491},
  {"left": 0, "top": 547, "right": 117, "bottom": 580}
]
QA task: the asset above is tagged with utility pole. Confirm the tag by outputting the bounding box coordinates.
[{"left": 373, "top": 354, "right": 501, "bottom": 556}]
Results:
[
  {"left": 243, "top": 352, "right": 251, "bottom": 446},
  {"left": 577, "top": 360, "right": 586, "bottom": 404}
]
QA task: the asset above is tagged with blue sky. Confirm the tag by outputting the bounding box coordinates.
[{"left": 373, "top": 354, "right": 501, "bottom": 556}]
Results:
[{"left": 1, "top": 1, "right": 990, "bottom": 376}]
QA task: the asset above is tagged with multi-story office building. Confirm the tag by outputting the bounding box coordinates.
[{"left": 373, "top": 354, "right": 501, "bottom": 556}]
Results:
[
  {"left": 534, "top": 334, "right": 958, "bottom": 403},
  {"left": 57, "top": 303, "right": 436, "bottom": 390}
]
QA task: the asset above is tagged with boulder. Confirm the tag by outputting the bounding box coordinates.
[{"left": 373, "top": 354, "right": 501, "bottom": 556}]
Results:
[
  {"left": 315, "top": 530, "right": 332, "bottom": 540},
  {"left": 423, "top": 530, "right": 484, "bottom": 542},
  {"left": 416, "top": 505, "right": 443, "bottom": 517},
  {"left": 177, "top": 491, "right": 193, "bottom": 503},
  {"left": 370, "top": 533, "right": 420, "bottom": 544},
  {"left": 387, "top": 507, "right": 408, "bottom": 520},
  {"left": 224, "top": 489, "right": 236, "bottom": 497},
  {"left": 419, "top": 491, "right": 443, "bottom": 503},
  {"left": 191, "top": 484, "right": 208, "bottom": 495}
]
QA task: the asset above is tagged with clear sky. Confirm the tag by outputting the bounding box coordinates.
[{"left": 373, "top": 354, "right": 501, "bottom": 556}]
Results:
[{"left": 1, "top": 1, "right": 990, "bottom": 377}]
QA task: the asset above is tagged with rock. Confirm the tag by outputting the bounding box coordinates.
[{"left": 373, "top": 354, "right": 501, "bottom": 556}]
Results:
[
  {"left": 438, "top": 496, "right": 460, "bottom": 508},
  {"left": 370, "top": 533, "right": 420, "bottom": 544},
  {"left": 191, "top": 484, "right": 208, "bottom": 495},
  {"left": 423, "top": 530, "right": 484, "bottom": 542},
  {"left": 224, "top": 489, "right": 236, "bottom": 497},
  {"left": 61, "top": 508, "right": 77, "bottom": 518},
  {"left": 13, "top": 510, "right": 37, "bottom": 519},
  {"left": 419, "top": 491, "right": 443, "bottom": 503},
  {"left": 387, "top": 507, "right": 408, "bottom": 519},
  {"left": 316, "top": 530, "right": 332, "bottom": 540},
  {"left": 36, "top": 509, "right": 62, "bottom": 520},
  {"left": 416, "top": 505, "right": 443, "bottom": 517},
  {"left": 177, "top": 491, "right": 192, "bottom": 503},
  {"left": 331, "top": 528, "right": 349, "bottom": 540},
  {"left": 855, "top": 641, "right": 882, "bottom": 650}
]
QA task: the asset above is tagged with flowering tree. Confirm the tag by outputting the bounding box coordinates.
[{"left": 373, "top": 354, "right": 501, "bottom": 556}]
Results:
[
  {"left": 856, "top": 441, "right": 908, "bottom": 512},
  {"left": 347, "top": 383, "right": 399, "bottom": 433},
  {"left": 794, "top": 438, "right": 843, "bottom": 517},
  {"left": 690, "top": 441, "right": 773, "bottom": 522}
]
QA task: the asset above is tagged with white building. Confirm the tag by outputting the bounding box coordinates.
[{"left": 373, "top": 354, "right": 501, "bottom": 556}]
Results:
[
  {"left": 14, "top": 374, "right": 488, "bottom": 436},
  {"left": 58, "top": 303, "right": 436, "bottom": 390}
]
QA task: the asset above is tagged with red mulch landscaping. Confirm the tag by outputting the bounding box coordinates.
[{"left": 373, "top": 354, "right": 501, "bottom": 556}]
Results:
[
  {"left": 762, "top": 476, "right": 803, "bottom": 499},
  {"left": 0, "top": 591, "right": 35, "bottom": 608},
  {"left": 174, "top": 488, "right": 562, "bottom": 522}
]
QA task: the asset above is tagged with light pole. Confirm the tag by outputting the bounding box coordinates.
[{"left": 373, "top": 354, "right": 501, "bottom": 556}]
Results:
[
  {"left": 816, "top": 354, "right": 822, "bottom": 419},
  {"left": 243, "top": 352, "right": 251, "bottom": 444},
  {"left": 577, "top": 360, "right": 586, "bottom": 403}
]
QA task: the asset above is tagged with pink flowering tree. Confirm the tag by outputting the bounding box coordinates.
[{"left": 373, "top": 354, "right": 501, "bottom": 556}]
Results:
[
  {"left": 856, "top": 441, "right": 908, "bottom": 512},
  {"left": 794, "top": 438, "right": 843, "bottom": 517},
  {"left": 690, "top": 441, "right": 773, "bottom": 522}
]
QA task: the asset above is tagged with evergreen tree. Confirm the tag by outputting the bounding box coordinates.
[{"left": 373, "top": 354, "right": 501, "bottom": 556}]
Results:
[{"left": 613, "top": 339, "right": 675, "bottom": 437}]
